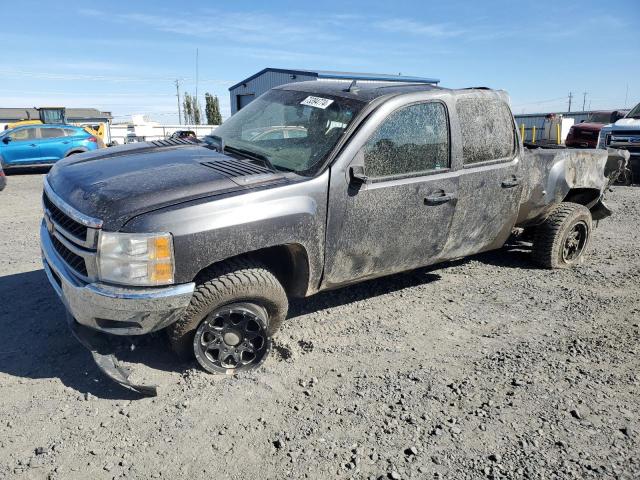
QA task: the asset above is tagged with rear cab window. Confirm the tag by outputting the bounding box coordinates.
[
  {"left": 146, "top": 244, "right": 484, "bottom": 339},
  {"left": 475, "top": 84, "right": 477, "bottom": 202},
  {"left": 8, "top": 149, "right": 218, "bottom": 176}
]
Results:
[
  {"left": 363, "top": 102, "right": 450, "bottom": 179},
  {"left": 456, "top": 97, "right": 516, "bottom": 165}
]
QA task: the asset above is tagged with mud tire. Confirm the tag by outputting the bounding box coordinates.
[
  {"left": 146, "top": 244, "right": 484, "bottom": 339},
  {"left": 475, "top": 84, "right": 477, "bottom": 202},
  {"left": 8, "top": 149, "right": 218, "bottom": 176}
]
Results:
[
  {"left": 532, "top": 202, "right": 592, "bottom": 269},
  {"left": 167, "top": 258, "right": 288, "bottom": 361}
]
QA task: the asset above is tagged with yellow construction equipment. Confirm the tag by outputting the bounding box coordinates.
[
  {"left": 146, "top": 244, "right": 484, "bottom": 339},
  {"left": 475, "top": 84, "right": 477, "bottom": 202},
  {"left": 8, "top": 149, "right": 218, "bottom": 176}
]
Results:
[
  {"left": 6, "top": 107, "right": 107, "bottom": 145},
  {"left": 7, "top": 107, "right": 66, "bottom": 129}
]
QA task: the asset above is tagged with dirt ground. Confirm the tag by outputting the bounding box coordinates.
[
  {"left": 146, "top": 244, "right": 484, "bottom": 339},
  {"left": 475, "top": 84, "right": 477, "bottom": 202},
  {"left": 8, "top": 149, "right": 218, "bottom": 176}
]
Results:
[{"left": 0, "top": 172, "right": 638, "bottom": 480}]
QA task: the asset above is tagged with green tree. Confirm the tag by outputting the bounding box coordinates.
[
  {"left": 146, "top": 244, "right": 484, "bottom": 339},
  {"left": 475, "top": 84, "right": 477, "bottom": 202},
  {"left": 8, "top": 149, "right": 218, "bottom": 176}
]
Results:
[
  {"left": 205, "top": 93, "right": 223, "bottom": 125},
  {"left": 183, "top": 92, "right": 193, "bottom": 124},
  {"left": 212, "top": 95, "right": 222, "bottom": 125},
  {"left": 192, "top": 96, "right": 202, "bottom": 125}
]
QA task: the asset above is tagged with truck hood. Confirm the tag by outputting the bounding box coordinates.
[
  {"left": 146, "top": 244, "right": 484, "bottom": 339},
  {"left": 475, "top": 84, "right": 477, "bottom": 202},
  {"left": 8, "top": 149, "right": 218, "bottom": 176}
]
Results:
[
  {"left": 611, "top": 118, "right": 640, "bottom": 129},
  {"left": 46, "top": 141, "right": 287, "bottom": 230},
  {"left": 572, "top": 122, "right": 603, "bottom": 132}
]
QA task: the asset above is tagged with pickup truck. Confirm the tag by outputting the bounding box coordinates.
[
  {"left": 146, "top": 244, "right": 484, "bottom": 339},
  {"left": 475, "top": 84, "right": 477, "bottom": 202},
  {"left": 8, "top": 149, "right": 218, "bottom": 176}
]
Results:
[
  {"left": 41, "top": 81, "right": 613, "bottom": 394},
  {"left": 565, "top": 110, "right": 627, "bottom": 149},
  {"left": 598, "top": 101, "right": 640, "bottom": 184}
]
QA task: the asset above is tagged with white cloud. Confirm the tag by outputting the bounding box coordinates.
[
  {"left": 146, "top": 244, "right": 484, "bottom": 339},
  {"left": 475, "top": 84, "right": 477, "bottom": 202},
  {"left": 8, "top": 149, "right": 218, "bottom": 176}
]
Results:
[{"left": 373, "top": 19, "right": 465, "bottom": 38}]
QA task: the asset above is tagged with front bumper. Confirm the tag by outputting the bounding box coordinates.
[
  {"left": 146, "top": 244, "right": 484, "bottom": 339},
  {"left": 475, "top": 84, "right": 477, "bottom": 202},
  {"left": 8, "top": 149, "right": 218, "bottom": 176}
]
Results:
[{"left": 40, "top": 220, "right": 195, "bottom": 336}]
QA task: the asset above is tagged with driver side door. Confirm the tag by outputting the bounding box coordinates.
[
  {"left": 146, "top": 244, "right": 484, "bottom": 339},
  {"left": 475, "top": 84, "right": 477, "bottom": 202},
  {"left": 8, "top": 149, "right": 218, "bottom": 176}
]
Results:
[{"left": 323, "top": 96, "right": 460, "bottom": 288}]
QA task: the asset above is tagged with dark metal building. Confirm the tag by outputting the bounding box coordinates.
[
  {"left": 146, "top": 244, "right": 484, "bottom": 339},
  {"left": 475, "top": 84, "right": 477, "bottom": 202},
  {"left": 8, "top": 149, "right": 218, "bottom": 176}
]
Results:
[{"left": 228, "top": 68, "right": 440, "bottom": 115}]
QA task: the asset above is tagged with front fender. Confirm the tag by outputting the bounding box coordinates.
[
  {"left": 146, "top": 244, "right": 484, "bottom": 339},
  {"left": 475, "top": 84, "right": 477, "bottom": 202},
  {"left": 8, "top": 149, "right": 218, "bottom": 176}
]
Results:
[{"left": 122, "top": 171, "right": 329, "bottom": 294}]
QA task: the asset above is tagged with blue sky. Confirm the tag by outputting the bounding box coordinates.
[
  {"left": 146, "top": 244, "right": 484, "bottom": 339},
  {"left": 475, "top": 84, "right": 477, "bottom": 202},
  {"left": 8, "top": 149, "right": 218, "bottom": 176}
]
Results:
[{"left": 3, "top": 0, "right": 638, "bottom": 122}]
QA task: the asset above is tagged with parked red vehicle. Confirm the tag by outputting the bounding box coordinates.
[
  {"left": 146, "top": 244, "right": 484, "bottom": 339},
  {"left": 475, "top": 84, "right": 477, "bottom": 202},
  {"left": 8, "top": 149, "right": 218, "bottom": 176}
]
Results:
[{"left": 566, "top": 110, "right": 628, "bottom": 148}]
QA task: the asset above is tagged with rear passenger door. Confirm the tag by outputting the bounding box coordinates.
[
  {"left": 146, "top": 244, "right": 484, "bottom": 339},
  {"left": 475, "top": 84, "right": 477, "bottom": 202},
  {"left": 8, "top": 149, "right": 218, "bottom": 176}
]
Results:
[
  {"left": 38, "top": 127, "right": 68, "bottom": 161},
  {"left": 441, "top": 94, "right": 523, "bottom": 259},
  {"left": 323, "top": 97, "right": 459, "bottom": 288}
]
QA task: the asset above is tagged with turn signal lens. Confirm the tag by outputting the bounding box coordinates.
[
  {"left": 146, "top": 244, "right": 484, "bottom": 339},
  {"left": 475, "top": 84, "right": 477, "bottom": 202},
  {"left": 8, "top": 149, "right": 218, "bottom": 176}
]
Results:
[{"left": 151, "top": 236, "right": 172, "bottom": 260}]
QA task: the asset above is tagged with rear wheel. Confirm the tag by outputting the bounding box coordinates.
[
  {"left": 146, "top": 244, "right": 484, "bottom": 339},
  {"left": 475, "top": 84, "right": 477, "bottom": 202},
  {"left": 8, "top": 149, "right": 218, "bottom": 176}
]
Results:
[
  {"left": 167, "top": 258, "right": 288, "bottom": 374},
  {"left": 532, "top": 202, "right": 592, "bottom": 269}
]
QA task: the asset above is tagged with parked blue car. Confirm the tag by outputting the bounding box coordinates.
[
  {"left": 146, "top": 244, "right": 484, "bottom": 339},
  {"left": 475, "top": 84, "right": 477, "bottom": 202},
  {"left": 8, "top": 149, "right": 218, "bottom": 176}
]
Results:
[{"left": 0, "top": 124, "right": 99, "bottom": 169}]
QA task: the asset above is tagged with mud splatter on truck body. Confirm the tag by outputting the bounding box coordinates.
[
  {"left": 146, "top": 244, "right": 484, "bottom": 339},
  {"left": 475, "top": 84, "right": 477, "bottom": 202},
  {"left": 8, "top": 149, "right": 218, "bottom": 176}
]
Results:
[{"left": 40, "top": 80, "right": 614, "bottom": 393}]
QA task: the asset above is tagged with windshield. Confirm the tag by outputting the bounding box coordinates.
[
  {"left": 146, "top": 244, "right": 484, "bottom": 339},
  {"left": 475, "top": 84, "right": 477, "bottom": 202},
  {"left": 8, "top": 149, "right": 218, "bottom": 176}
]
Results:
[
  {"left": 213, "top": 89, "right": 366, "bottom": 175},
  {"left": 588, "top": 112, "right": 613, "bottom": 123},
  {"left": 627, "top": 103, "right": 640, "bottom": 119}
]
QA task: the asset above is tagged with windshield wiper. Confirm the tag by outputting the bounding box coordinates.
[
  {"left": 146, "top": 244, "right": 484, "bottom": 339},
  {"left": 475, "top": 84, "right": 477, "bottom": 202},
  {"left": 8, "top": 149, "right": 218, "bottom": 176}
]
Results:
[{"left": 224, "top": 145, "right": 279, "bottom": 172}]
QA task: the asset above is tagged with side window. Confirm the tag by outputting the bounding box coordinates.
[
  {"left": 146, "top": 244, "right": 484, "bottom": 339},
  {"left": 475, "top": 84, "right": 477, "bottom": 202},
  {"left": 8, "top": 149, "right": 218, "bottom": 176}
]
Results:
[
  {"left": 64, "top": 128, "right": 78, "bottom": 137},
  {"left": 364, "top": 102, "right": 449, "bottom": 179},
  {"left": 40, "top": 128, "right": 65, "bottom": 139},
  {"left": 456, "top": 98, "right": 515, "bottom": 164},
  {"left": 9, "top": 128, "right": 37, "bottom": 141}
]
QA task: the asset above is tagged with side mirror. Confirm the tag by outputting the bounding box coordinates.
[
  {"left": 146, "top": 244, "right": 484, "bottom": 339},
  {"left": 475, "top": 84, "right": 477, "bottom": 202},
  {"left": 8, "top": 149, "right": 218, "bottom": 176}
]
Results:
[
  {"left": 349, "top": 165, "right": 368, "bottom": 185},
  {"left": 2, "top": 137, "right": 11, "bottom": 144}
]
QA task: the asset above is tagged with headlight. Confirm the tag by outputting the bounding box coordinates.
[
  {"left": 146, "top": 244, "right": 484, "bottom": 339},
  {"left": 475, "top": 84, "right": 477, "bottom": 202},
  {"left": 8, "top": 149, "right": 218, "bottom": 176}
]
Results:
[{"left": 98, "top": 232, "right": 175, "bottom": 286}]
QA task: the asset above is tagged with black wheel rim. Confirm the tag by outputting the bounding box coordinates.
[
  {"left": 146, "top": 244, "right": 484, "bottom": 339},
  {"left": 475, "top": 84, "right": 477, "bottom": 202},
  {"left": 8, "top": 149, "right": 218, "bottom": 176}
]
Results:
[
  {"left": 193, "top": 304, "right": 271, "bottom": 374},
  {"left": 562, "top": 221, "right": 588, "bottom": 262}
]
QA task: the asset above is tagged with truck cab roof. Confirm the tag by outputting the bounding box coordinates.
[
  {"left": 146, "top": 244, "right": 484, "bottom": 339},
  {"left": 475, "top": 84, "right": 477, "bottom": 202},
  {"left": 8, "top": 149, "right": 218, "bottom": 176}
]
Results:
[
  {"left": 275, "top": 80, "right": 447, "bottom": 103},
  {"left": 274, "top": 80, "right": 508, "bottom": 107}
]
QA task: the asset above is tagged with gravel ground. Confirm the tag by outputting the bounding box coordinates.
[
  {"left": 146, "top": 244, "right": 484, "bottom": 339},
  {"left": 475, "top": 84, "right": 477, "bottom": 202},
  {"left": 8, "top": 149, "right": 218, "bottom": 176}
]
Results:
[{"left": 0, "top": 173, "right": 638, "bottom": 480}]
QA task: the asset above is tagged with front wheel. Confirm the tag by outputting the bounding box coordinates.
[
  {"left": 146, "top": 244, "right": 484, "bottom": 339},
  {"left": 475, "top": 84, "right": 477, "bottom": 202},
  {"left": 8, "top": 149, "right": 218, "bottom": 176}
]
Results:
[
  {"left": 532, "top": 202, "right": 592, "bottom": 269},
  {"left": 167, "top": 258, "right": 288, "bottom": 374}
]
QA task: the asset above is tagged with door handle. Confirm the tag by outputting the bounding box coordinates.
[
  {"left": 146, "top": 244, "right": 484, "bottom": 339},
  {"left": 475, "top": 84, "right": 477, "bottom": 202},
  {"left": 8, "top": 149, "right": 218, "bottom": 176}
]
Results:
[
  {"left": 62, "top": 141, "right": 70, "bottom": 144},
  {"left": 501, "top": 177, "right": 521, "bottom": 188},
  {"left": 424, "top": 192, "right": 455, "bottom": 205},
  {"left": 30, "top": 144, "right": 37, "bottom": 147}
]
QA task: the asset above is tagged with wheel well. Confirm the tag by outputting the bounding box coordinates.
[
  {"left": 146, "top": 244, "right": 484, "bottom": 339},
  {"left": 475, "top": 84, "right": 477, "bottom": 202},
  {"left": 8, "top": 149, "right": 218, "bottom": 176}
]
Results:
[
  {"left": 563, "top": 188, "right": 601, "bottom": 209},
  {"left": 65, "top": 149, "right": 86, "bottom": 157},
  {"left": 193, "top": 244, "right": 311, "bottom": 298}
]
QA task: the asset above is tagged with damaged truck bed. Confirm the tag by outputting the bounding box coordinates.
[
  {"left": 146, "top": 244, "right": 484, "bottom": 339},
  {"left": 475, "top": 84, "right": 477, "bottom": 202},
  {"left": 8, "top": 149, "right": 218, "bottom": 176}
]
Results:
[{"left": 40, "top": 80, "right": 617, "bottom": 394}]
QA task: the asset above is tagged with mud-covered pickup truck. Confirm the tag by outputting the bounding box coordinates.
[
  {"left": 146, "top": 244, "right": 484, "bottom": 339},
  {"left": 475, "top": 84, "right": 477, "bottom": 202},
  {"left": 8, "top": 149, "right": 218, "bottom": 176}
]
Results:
[{"left": 41, "top": 81, "right": 615, "bottom": 394}]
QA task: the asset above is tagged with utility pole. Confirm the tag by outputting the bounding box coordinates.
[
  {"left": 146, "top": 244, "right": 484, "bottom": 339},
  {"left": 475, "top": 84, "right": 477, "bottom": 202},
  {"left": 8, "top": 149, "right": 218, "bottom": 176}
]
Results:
[
  {"left": 195, "top": 48, "right": 199, "bottom": 112},
  {"left": 568, "top": 92, "right": 573, "bottom": 113},
  {"left": 582, "top": 92, "right": 588, "bottom": 112},
  {"left": 175, "top": 79, "right": 182, "bottom": 125},
  {"left": 625, "top": 83, "right": 629, "bottom": 108}
]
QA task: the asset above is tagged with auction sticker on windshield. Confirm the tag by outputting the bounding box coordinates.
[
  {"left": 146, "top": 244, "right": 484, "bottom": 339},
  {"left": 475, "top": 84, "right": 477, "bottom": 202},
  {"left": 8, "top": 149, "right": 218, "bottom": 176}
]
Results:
[{"left": 301, "top": 96, "right": 334, "bottom": 109}]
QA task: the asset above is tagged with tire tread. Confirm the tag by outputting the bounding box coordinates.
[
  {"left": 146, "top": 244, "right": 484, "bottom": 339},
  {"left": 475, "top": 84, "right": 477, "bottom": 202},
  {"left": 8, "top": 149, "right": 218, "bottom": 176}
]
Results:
[
  {"left": 167, "top": 258, "right": 288, "bottom": 359},
  {"left": 532, "top": 202, "right": 592, "bottom": 269}
]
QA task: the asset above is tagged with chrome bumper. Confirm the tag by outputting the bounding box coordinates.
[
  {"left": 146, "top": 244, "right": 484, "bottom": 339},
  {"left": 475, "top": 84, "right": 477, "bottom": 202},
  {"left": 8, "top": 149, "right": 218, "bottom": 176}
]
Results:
[{"left": 41, "top": 220, "right": 195, "bottom": 335}]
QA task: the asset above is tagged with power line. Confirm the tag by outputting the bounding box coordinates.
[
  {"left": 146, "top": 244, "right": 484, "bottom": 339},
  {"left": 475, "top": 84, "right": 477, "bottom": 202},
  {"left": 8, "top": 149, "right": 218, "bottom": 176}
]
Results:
[
  {"left": 511, "top": 96, "right": 566, "bottom": 107},
  {"left": 0, "top": 69, "right": 232, "bottom": 85}
]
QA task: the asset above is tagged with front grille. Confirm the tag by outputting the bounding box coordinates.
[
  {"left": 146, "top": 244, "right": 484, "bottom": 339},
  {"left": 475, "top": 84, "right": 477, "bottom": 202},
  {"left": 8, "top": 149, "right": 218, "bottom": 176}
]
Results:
[
  {"left": 576, "top": 130, "right": 597, "bottom": 139},
  {"left": 611, "top": 130, "right": 640, "bottom": 136},
  {"left": 51, "top": 235, "right": 88, "bottom": 277},
  {"left": 43, "top": 193, "right": 88, "bottom": 240}
]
